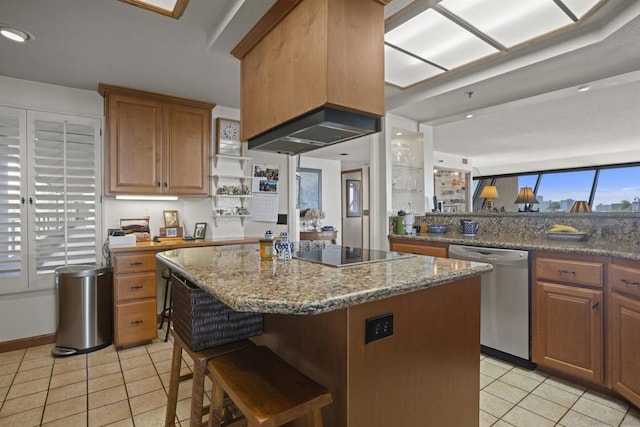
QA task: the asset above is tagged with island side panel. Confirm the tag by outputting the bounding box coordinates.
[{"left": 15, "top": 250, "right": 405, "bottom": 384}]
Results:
[
  {"left": 253, "top": 276, "right": 480, "bottom": 427},
  {"left": 348, "top": 276, "right": 481, "bottom": 427}
]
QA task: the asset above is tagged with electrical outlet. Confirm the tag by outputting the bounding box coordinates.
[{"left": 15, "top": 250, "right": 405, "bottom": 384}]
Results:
[{"left": 365, "top": 312, "right": 393, "bottom": 344}]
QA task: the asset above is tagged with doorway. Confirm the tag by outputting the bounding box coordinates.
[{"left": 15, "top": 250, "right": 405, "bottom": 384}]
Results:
[{"left": 342, "top": 169, "right": 368, "bottom": 248}]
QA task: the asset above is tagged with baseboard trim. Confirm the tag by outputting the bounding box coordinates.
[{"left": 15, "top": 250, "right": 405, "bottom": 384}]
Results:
[{"left": 0, "top": 333, "right": 56, "bottom": 353}]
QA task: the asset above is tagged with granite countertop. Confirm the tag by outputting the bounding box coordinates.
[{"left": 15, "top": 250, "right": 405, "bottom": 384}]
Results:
[
  {"left": 389, "top": 232, "right": 640, "bottom": 261},
  {"left": 109, "top": 237, "right": 260, "bottom": 253},
  {"left": 156, "top": 244, "right": 492, "bottom": 315}
]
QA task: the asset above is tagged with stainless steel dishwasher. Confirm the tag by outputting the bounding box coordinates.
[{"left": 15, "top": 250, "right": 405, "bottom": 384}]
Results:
[{"left": 448, "top": 244, "right": 533, "bottom": 368}]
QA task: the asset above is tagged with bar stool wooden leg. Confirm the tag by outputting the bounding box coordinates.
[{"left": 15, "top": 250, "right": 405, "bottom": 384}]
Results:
[
  {"left": 165, "top": 339, "right": 183, "bottom": 427},
  {"left": 208, "top": 381, "right": 225, "bottom": 427},
  {"left": 190, "top": 364, "right": 206, "bottom": 426}
]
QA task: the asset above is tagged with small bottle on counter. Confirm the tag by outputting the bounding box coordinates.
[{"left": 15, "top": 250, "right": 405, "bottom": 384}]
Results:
[{"left": 260, "top": 239, "right": 275, "bottom": 259}]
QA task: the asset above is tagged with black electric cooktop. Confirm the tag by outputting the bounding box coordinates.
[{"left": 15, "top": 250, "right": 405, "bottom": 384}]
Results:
[{"left": 293, "top": 245, "right": 413, "bottom": 267}]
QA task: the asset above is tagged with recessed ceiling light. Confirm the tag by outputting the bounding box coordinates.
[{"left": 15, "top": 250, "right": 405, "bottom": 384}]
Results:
[
  {"left": 578, "top": 85, "right": 591, "bottom": 92},
  {"left": 0, "top": 26, "right": 32, "bottom": 43},
  {"left": 465, "top": 113, "right": 474, "bottom": 119},
  {"left": 396, "top": 132, "right": 403, "bottom": 136}
]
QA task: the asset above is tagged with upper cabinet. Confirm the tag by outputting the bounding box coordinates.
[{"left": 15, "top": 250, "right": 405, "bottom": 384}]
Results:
[
  {"left": 99, "top": 84, "right": 214, "bottom": 196},
  {"left": 231, "top": 0, "right": 388, "bottom": 142}
]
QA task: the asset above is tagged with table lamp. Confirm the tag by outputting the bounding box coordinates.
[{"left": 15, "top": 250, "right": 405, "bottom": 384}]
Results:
[
  {"left": 479, "top": 185, "right": 499, "bottom": 210},
  {"left": 570, "top": 201, "right": 592, "bottom": 213},
  {"left": 515, "top": 187, "right": 539, "bottom": 212}
]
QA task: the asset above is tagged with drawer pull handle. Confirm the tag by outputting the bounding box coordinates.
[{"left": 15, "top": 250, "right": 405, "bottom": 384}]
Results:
[
  {"left": 130, "top": 285, "right": 143, "bottom": 290},
  {"left": 129, "top": 262, "right": 143, "bottom": 266},
  {"left": 621, "top": 279, "right": 640, "bottom": 286},
  {"left": 130, "top": 320, "right": 144, "bottom": 326},
  {"left": 558, "top": 269, "right": 576, "bottom": 275},
  {"left": 592, "top": 302, "right": 600, "bottom": 309}
]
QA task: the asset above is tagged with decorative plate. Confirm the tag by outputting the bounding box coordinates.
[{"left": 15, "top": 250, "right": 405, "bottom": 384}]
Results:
[{"left": 545, "top": 232, "right": 589, "bottom": 242}]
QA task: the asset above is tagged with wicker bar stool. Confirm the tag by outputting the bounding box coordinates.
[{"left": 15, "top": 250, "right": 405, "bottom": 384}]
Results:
[
  {"left": 207, "top": 346, "right": 333, "bottom": 427},
  {"left": 158, "top": 267, "right": 172, "bottom": 342},
  {"left": 164, "top": 329, "right": 255, "bottom": 427}
]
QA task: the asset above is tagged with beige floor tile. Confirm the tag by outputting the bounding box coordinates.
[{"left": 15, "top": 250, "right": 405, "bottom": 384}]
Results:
[
  {"left": 87, "top": 352, "right": 119, "bottom": 368},
  {"left": 582, "top": 389, "right": 630, "bottom": 412},
  {"left": 480, "top": 373, "right": 495, "bottom": 389},
  {"left": 531, "top": 382, "right": 581, "bottom": 408},
  {"left": 0, "top": 390, "right": 47, "bottom": 417},
  {"left": 503, "top": 405, "right": 556, "bottom": 427},
  {"left": 622, "top": 410, "right": 640, "bottom": 427},
  {"left": 0, "top": 372, "right": 15, "bottom": 387},
  {"left": 88, "top": 372, "right": 124, "bottom": 393},
  {"left": 122, "top": 364, "right": 157, "bottom": 383},
  {"left": 159, "top": 367, "right": 191, "bottom": 389},
  {"left": 0, "top": 362, "right": 20, "bottom": 377},
  {"left": 493, "top": 421, "right": 516, "bottom": 427},
  {"left": 42, "top": 394, "right": 87, "bottom": 424},
  {"left": 117, "top": 346, "right": 148, "bottom": 361},
  {"left": 86, "top": 345, "right": 117, "bottom": 362},
  {"left": 558, "top": 409, "right": 611, "bottom": 426},
  {"left": 132, "top": 405, "right": 172, "bottom": 426},
  {"left": 480, "top": 360, "right": 509, "bottom": 379},
  {"left": 153, "top": 358, "right": 172, "bottom": 374},
  {"left": 0, "top": 349, "right": 25, "bottom": 366},
  {"left": 5, "top": 376, "right": 49, "bottom": 399},
  {"left": 483, "top": 356, "right": 515, "bottom": 371},
  {"left": 103, "top": 418, "right": 134, "bottom": 427},
  {"left": 480, "top": 389, "right": 514, "bottom": 418},
  {"left": 175, "top": 393, "right": 210, "bottom": 422},
  {"left": 88, "top": 361, "right": 121, "bottom": 380},
  {"left": 512, "top": 366, "right": 548, "bottom": 382},
  {"left": 544, "top": 376, "right": 587, "bottom": 396},
  {"left": 479, "top": 409, "right": 498, "bottom": 427},
  {"left": 149, "top": 348, "right": 173, "bottom": 364},
  {"left": 19, "top": 356, "right": 54, "bottom": 371},
  {"left": 47, "top": 381, "right": 87, "bottom": 404},
  {"left": 14, "top": 364, "right": 53, "bottom": 384},
  {"left": 88, "top": 384, "right": 127, "bottom": 410},
  {"left": 177, "top": 378, "right": 193, "bottom": 400},
  {"left": 120, "top": 354, "right": 152, "bottom": 371},
  {"left": 88, "top": 399, "right": 132, "bottom": 426},
  {"left": 0, "top": 385, "right": 8, "bottom": 401},
  {"left": 125, "top": 375, "right": 163, "bottom": 398},
  {"left": 146, "top": 340, "right": 172, "bottom": 354},
  {"left": 500, "top": 370, "right": 544, "bottom": 392},
  {"left": 50, "top": 367, "right": 87, "bottom": 389},
  {"left": 53, "top": 356, "right": 87, "bottom": 375},
  {"left": 572, "top": 395, "right": 626, "bottom": 426},
  {"left": 129, "top": 389, "right": 167, "bottom": 415},
  {"left": 42, "top": 411, "right": 87, "bottom": 426},
  {"left": 518, "top": 393, "right": 568, "bottom": 422},
  {"left": 0, "top": 406, "right": 44, "bottom": 427},
  {"left": 23, "top": 344, "right": 55, "bottom": 361},
  {"left": 484, "top": 380, "right": 529, "bottom": 404}
]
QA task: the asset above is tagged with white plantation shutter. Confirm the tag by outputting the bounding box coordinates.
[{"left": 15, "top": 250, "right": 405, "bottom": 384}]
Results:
[
  {"left": 27, "top": 111, "right": 102, "bottom": 290},
  {"left": 0, "top": 107, "right": 28, "bottom": 292}
]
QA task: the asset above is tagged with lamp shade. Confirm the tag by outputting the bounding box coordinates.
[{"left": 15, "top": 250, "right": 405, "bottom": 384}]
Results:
[
  {"left": 479, "top": 185, "right": 499, "bottom": 199},
  {"left": 570, "top": 201, "right": 592, "bottom": 213},
  {"left": 514, "top": 187, "right": 539, "bottom": 204}
]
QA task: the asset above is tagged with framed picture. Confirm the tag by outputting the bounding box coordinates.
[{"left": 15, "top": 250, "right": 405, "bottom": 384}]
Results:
[
  {"left": 346, "top": 179, "right": 361, "bottom": 217},
  {"left": 165, "top": 227, "right": 178, "bottom": 238},
  {"left": 216, "top": 118, "right": 242, "bottom": 156},
  {"left": 194, "top": 222, "right": 207, "bottom": 239},
  {"left": 163, "top": 210, "right": 179, "bottom": 228},
  {"left": 298, "top": 168, "right": 322, "bottom": 216}
]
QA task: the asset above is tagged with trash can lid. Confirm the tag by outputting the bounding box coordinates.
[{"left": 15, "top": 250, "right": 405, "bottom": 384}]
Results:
[{"left": 54, "top": 264, "right": 112, "bottom": 277}]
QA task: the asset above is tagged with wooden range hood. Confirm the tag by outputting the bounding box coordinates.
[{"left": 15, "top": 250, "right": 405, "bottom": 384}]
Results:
[{"left": 231, "top": 0, "right": 389, "bottom": 155}]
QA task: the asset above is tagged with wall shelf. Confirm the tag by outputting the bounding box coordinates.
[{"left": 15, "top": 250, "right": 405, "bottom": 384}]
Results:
[
  {"left": 212, "top": 214, "right": 250, "bottom": 226},
  {"left": 215, "top": 154, "right": 251, "bottom": 169}
]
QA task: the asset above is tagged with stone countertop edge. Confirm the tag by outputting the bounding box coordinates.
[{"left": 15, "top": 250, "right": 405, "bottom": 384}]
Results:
[
  {"left": 389, "top": 233, "right": 640, "bottom": 262},
  {"left": 109, "top": 237, "right": 261, "bottom": 253},
  {"left": 155, "top": 244, "right": 493, "bottom": 315}
]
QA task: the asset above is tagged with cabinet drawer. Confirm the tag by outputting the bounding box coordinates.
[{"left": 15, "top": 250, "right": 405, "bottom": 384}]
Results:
[
  {"left": 536, "top": 257, "right": 603, "bottom": 287},
  {"left": 391, "top": 242, "right": 448, "bottom": 258},
  {"left": 114, "top": 252, "right": 156, "bottom": 274},
  {"left": 115, "top": 272, "right": 157, "bottom": 302},
  {"left": 610, "top": 264, "right": 640, "bottom": 297},
  {"left": 114, "top": 299, "right": 157, "bottom": 347}
]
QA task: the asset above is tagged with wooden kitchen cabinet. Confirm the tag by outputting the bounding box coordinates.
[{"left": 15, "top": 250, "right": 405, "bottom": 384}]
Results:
[
  {"left": 99, "top": 84, "right": 214, "bottom": 196},
  {"left": 112, "top": 252, "right": 158, "bottom": 348},
  {"left": 533, "top": 253, "right": 606, "bottom": 384},
  {"left": 608, "top": 260, "right": 640, "bottom": 407},
  {"left": 389, "top": 238, "right": 448, "bottom": 258}
]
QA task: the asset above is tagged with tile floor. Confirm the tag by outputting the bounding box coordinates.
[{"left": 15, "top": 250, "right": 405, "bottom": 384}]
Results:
[{"left": 1, "top": 330, "right": 639, "bottom": 427}]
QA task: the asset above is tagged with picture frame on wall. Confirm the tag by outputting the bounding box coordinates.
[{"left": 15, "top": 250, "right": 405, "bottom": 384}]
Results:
[
  {"left": 216, "top": 118, "right": 242, "bottom": 156},
  {"left": 194, "top": 222, "right": 207, "bottom": 239},
  {"left": 163, "top": 210, "right": 179, "bottom": 228}
]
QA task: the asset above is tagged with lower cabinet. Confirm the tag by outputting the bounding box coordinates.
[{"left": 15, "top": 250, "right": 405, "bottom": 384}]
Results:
[
  {"left": 609, "top": 261, "right": 640, "bottom": 407},
  {"left": 112, "top": 252, "right": 158, "bottom": 348},
  {"left": 388, "top": 238, "right": 448, "bottom": 258}
]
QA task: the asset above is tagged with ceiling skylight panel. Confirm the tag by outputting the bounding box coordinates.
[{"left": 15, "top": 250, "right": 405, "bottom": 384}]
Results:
[
  {"left": 136, "top": 0, "right": 177, "bottom": 11},
  {"left": 384, "top": 45, "right": 445, "bottom": 87},
  {"left": 562, "top": 0, "right": 603, "bottom": 19},
  {"left": 385, "top": 9, "right": 498, "bottom": 69},
  {"left": 440, "top": 0, "right": 573, "bottom": 48}
]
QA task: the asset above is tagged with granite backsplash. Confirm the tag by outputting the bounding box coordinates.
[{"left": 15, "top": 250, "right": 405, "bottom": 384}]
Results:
[{"left": 390, "top": 212, "right": 640, "bottom": 245}]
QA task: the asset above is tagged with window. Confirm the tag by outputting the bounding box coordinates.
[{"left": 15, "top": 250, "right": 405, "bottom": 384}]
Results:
[
  {"left": 0, "top": 107, "right": 102, "bottom": 293},
  {"left": 593, "top": 166, "right": 640, "bottom": 212},
  {"left": 536, "top": 170, "right": 595, "bottom": 212}
]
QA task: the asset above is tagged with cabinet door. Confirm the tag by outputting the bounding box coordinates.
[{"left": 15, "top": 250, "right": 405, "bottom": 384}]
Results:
[
  {"left": 533, "top": 281, "right": 603, "bottom": 383},
  {"left": 162, "top": 102, "right": 210, "bottom": 195},
  {"left": 106, "top": 93, "right": 163, "bottom": 194},
  {"left": 114, "top": 299, "right": 158, "bottom": 347},
  {"left": 609, "top": 292, "right": 640, "bottom": 407},
  {"left": 390, "top": 242, "right": 447, "bottom": 258}
]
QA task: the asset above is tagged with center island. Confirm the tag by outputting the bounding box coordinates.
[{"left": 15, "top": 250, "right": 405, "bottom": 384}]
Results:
[{"left": 157, "top": 244, "right": 492, "bottom": 426}]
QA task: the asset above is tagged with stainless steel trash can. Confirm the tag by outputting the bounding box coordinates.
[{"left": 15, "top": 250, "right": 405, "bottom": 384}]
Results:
[{"left": 52, "top": 265, "right": 113, "bottom": 357}]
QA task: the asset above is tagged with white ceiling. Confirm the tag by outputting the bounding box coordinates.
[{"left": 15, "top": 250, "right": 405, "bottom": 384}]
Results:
[{"left": 1, "top": 0, "right": 639, "bottom": 173}]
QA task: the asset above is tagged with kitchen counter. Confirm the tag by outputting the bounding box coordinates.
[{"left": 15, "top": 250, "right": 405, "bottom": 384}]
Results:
[
  {"left": 390, "top": 232, "right": 640, "bottom": 261},
  {"left": 108, "top": 237, "right": 260, "bottom": 253},
  {"left": 156, "top": 243, "right": 492, "bottom": 315}
]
